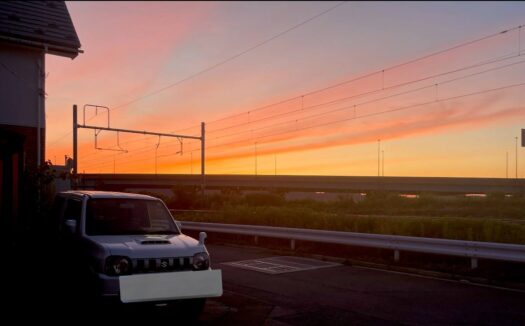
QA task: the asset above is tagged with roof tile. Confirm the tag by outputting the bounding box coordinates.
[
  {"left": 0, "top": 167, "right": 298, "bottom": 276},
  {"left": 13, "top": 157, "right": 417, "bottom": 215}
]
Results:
[{"left": 0, "top": 1, "right": 81, "bottom": 57}]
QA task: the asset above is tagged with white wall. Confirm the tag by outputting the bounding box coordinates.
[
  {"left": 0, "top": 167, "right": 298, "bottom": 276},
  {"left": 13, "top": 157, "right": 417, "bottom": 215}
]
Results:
[{"left": 0, "top": 43, "right": 44, "bottom": 128}]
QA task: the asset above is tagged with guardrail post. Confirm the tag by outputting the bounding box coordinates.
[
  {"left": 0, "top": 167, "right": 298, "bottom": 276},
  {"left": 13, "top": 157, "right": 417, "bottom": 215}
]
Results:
[
  {"left": 470, "top": 258, "right": 478, "bottom": 269},
  {"left": 291, "top": 239, "right": 296, "bottom": 250},
  {"left": 394, "top": 250, "right": 400, "bottom": 262}
]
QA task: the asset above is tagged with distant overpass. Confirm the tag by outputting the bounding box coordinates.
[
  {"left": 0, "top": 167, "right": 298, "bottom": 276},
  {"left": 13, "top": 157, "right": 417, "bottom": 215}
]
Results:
[{"left": 78, "top": 174, "right": 525, "bottom": 195}]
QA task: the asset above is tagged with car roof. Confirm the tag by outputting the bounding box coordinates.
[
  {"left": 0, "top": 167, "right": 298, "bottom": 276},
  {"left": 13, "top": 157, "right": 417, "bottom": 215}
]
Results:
[{"left": 59, "top": 190, "right": 159, "bottom": 200}]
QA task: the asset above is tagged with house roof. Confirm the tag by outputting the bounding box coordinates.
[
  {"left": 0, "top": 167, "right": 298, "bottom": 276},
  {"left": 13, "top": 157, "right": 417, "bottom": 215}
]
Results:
[{"left": 0, "top": 1, "right": 82, "bottom": 58}]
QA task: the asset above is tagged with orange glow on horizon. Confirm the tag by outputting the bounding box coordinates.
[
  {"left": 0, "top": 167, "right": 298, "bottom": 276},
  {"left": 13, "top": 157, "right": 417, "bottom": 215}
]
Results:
[{"left": 45, "top": 2, "right": 525, "bottom": 177}]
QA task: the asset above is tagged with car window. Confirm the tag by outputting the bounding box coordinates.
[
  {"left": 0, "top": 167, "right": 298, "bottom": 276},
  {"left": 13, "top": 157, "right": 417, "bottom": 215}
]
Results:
[
  {"left": 85, "top": 198, "right": 179, "bottom": 236},
  {"left": 64, "top": 198, "right": 82, "bottom": 222},
  {"left": 56, "top": 198, "right": 82, "bottom": 235}
]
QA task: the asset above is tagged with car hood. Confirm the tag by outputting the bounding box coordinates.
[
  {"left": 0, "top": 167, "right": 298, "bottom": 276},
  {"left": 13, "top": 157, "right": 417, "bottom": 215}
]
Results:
[{"left": 88, "top": 234, "right": 205, "bottom": 258}]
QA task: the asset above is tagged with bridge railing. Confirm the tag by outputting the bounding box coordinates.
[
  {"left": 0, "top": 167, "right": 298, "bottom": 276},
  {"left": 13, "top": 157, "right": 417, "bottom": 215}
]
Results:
[{"left": 180, "top": 221, "right": 525, "bottom": 269}]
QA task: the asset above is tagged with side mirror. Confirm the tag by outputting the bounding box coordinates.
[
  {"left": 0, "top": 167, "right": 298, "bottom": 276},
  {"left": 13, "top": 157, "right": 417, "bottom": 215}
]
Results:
[
  {"left": 175, "top": 221, "right": 182, "bottom": 230},
  {"left": 199, "top": 232, "right": 207, "bottom": 245},
  {"left": 65, "top": 219, "right": 77, "bottom": 234}
]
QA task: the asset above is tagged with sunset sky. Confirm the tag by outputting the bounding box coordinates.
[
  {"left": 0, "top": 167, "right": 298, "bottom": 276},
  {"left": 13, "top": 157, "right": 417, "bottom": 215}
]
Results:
[{"left": 45, "top": 1, "right": 525, "bottom": 177}]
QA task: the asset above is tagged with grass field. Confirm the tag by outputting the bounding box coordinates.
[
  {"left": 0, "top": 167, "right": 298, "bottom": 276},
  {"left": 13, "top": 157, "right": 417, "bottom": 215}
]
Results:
[{"left": 156, "top": 188, "right": 525, "bottom": 244}]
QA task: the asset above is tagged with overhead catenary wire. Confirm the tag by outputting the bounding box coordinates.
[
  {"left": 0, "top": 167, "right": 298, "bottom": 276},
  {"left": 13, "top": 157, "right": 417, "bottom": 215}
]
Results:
[
  {"left": 204, "top": 81, "right": 525, "bottom": 151},
  {"left": 47, "top": 21, "right": 522, "bottom": 148},
  {"left": 206, "top": 51, "right": 523, "bottom": 136},
  {"left": 82, "top": 81, "right": 525, "bottom": 171},
  {"left": 109, "top": 1, "right": 347, "bottom": 113},
  {"left": 81, "top": 58, "right": 525, "bottom": 170},
  {"left": 207, "top": 57, "right": 525, "bottom": 142},
  {"left": 66, "top": 22, "right": 525, "bottom": 172},
  {"left": 78, "top": 52, "right": 525, "bottom": 167},
  {"left": 202, "top": 24, "right": 524, "bottom": 127},
  {"left": 45, "top": 1, "right": 346, "bottom": 148}
]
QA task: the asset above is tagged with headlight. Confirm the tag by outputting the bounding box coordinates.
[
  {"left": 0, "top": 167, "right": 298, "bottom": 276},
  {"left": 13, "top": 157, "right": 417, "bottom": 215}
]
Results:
[
  {"left": 192, "top": 252, "right": 210, "bottom": 270},
  {"left": 105, "top": 256, "right": 132, "bottom": 276}
]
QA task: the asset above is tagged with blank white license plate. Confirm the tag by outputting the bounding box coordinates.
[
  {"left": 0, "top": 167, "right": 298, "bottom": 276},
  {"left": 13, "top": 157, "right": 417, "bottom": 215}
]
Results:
[{"left": 119, "top": 270, "right": 222, "bottom": 303}]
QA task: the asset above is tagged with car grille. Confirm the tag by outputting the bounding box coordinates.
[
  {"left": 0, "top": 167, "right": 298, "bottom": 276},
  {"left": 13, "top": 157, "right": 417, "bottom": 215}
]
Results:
[{"left": 132, "top": 257, "right": 193, "bottom": 274}]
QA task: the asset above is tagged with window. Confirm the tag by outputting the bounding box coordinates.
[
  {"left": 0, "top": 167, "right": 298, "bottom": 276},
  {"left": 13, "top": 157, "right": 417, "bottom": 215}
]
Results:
[
  {"left": 63, "top": 198, "right": 82, "bottom": 222},
  {"left": 85, "top": 199, "right": 178, "bottom": 236},
  {"left": 58, "top": 198, "right": 82, "bottom": 235}
]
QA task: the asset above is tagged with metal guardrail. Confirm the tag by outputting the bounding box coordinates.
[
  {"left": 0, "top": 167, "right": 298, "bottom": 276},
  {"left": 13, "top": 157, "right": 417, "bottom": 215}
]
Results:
[{"left": 181, "top": 221, "right": 525, "bottom": 268}]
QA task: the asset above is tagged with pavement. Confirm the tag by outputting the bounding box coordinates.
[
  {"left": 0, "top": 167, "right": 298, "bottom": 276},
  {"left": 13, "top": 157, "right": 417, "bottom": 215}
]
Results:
[
  {"left": 4, "top": 244, "right": 524, "bottom": 325},
  {"left": 194, "top": 244, "right": 525, "bottom": 325}
]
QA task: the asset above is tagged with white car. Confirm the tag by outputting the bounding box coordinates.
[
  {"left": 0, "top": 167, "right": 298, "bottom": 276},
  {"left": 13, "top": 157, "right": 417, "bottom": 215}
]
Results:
[{"left": 50, "top": 190, "right": 222, "bottom": 313}]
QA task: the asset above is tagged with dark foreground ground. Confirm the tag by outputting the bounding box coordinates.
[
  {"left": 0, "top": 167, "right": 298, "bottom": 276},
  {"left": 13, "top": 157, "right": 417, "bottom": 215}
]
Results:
[{"left": 3, "top": 244, "right": 525, "bottom": 325}]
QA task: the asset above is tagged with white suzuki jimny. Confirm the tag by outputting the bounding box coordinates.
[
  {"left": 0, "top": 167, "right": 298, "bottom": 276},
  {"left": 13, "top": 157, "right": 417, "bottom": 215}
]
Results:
[{"left": 50, "top": 190, "right": 222, "bottom": 312}]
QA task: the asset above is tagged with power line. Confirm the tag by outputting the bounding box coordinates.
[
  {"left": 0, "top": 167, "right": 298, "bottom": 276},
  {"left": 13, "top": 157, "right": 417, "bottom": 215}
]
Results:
[
  {"left": 110, "top": 1, "right": 347, "bottom": 112},
  {"left": 81, "top": 81, "right": 525, "bottom": 171},
  {"left": 46, "top": 2, "right": 346, "bottom": 147},
  {"left": 207, "top": 57, "right": 525, "bottom": 142},
  {"left": 202, "top": 24, "right": 524, "bottom": 127},
  {"left": 78, "top": 54, "right": 525, "bottom": 170},
  {"left": 62, "top": 22, "right": 525, "bottom": 170},
  {"left": 50, "top": 22, "right": 523, "bottom": 149},
  {"left": 204, "top": 81, "right": 525, "bottom": 151},
  {"left": 207, "top": 51, "right": 522, "bottom": 136},
  {"left": 86, "top": 49, "right": 525, "bottom": 165},
  {"left": 71, "top": 123, "right": 201, "bottom": 162}
]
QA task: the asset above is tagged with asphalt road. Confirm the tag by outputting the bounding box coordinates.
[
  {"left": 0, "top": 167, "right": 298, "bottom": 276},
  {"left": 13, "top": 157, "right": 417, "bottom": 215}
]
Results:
[
  {"left": 195, "top": 244, "right": 525, "bottom": 325},
  {"left": 4, "top": 243, "right": 523, "bottom": 324}
]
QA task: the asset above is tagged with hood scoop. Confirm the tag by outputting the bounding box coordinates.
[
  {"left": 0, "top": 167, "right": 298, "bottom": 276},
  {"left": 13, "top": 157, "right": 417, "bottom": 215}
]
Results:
[{"left": 140, "top": 239, "right": 170, "bottom": 245}]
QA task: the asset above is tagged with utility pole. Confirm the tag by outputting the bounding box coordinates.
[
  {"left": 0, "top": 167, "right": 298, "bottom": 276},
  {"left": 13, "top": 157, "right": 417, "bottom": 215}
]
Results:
[
  {"left": 190, "top": 151, "right": 193, "bottom": 174},
  {"left": 274, "top": 154, "right": 277, "bottom": 176},
  {"left": 255, "top": 142, "right": 258, "bottom": 176},
  {"left": 201, "top": 122, "right": 205, "bottom": 196},
  {"left": 377, "top": 139, "right": 381, "bottom": 177},
  {"left": 514, "top": 137, "right": 518, "bottom": 179},
  {"left": 73, "top": 104, "right": 78, "bottom": 175},
  {"left": 506, "top": 151, "right": 509, "bottom": 179},
  {"left": 382, "top": 150, "right": 384, "bottom": 177}
]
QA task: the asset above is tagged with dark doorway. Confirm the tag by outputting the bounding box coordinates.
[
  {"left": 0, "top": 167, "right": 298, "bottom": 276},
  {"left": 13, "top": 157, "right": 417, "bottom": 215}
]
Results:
[{"left": 0, "top": 129, "right": 24, "bottom": 247}]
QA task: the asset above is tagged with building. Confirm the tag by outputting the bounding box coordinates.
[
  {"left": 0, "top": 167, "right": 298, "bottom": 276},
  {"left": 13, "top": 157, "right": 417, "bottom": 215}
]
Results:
[{"left": 0, "top": 1, "right": 81, "bottom": 239}]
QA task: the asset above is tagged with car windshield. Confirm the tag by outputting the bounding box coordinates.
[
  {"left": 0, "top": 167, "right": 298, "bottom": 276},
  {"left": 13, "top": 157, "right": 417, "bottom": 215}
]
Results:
[{"left": 86, "top": 198, "right": 179, "bottom": 236}]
